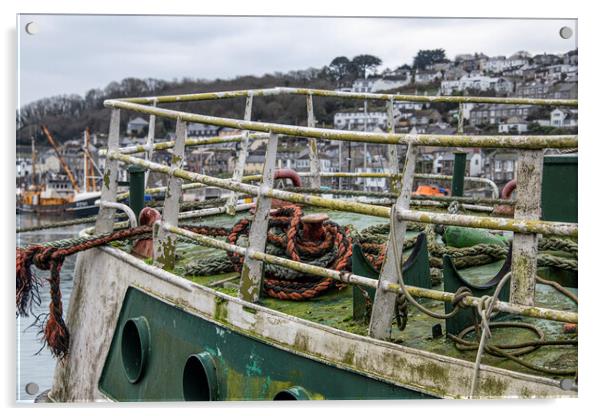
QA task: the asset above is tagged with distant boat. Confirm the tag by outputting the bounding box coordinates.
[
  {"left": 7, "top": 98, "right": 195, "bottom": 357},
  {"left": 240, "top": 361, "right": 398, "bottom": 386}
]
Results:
[{"left": 17, "top": 127, "right": 101, "bottom": 217}]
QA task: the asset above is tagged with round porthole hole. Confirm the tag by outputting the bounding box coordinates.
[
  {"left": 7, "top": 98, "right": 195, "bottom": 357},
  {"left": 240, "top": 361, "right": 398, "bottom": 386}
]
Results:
[
  {"left": 273, "top": 386, "right": 311, "bottom": 400},
  {"left": 182, "top": 352, "right": 219, "bottom": 401},
  {"left": 121, "top": 316, "right": 150, "bottom": 384}
]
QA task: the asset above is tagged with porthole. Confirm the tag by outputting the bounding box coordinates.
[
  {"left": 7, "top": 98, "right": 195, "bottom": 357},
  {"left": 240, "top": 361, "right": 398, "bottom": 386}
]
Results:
[
  {"left": 273, "top": 386, "right": 311, "bottom": 400},
  {"left": 120, "top": 316, "right": 150, "bottom": 384},
  {"left": 182, "top": 352, "right": 219, "bottom": 401}
]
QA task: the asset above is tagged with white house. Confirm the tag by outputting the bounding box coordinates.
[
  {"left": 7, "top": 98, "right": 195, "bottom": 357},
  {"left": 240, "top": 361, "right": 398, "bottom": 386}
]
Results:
[
  {"left": 467, "top": 152, "right": 483, "bottom": 177},
  {"left": 414, "top": 70, "right": 442, "bottom": 85},
  {"left": 482, "top": 55, "right": 528, "bottom": 73},
  {"left": 440, "top": 75, "right": 513, "bottom": 95},
  {"left": 334, "top": 111, "right": 388, "bottom": 131},
  {"left": 187, "top": 123, "right": 221, "bottom": 138},
  {"left": 550, "top": 109, "right": 578, "bottom": 128},
  {"left": 16, "top": 159, "right": 33, "bottom": 178},
  {"left": 351, "top": 78, "right": 410, "bottom": 93},
  {"left": 126, "top": 117, "right": 149, "bottom": 136},
  {"left": 498, "top": 117, "right": 529, "bottom": 134}
]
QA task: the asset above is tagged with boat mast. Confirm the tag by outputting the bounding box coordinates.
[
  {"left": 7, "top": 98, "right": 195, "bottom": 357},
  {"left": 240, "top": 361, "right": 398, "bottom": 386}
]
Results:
[
  {"left": 83, "top": 130, "right": 88, "bottom": 193},
  {"left": 30, "top": 134, "right": 36, "bottom": 189},
  {"left": 41, "top": 125, "right": 81, "bottom": 193}
]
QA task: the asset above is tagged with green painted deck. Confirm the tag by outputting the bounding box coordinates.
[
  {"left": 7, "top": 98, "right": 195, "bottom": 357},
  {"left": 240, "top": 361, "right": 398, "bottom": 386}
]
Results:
[{"left": 152, "top": 207, "right": 577, "bottom": 380}]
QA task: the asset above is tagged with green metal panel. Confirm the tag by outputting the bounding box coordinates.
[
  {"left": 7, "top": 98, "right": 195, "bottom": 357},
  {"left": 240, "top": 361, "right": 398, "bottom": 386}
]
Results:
[
  {"left": 127, "top": 165, "right": 146, "bottom": 220},
  {"left": 443, "top": 254, "right": 511, "bottom": 335},
  {"left": 541, "top": 155, "right": 577, "bottom": 223},
  {"left": 351, "top": 233, "right": 431, "bottom": 321},
  {"left": 451, "top": 152, "right": 467, "bottom": 197},
  {"left": 99, "top": 287, "right": 433, "bottom": 401}
]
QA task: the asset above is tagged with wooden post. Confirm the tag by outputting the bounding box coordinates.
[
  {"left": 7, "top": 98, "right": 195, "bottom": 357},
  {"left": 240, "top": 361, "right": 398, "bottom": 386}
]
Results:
[
  {"left": 510, "top": 150, "right": 544, "bottom": 306},
  {"left": 238, "top": 133, "right": 279, "bottom": 302},
  {"left": 369, "top": 141, "right": 418, "bottom": 340}
]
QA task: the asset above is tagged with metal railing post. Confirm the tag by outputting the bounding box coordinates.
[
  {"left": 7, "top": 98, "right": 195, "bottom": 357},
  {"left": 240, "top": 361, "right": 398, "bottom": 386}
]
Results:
[
  {"left": 238, "top": 132, "right": 279, "bottom": 303},
  {"left": 144, "top": 100, "right": 156, "bottom": 188},
  {"left": 510, "top": 150, "right": 544, "bottom": 306},
  {"left": 386, "top": 98, "right": 400, "bottom": 193},
  {"left": 306, "top": 94, "right": 321, "bottom": 188},
  {"left": 226, "top": 94, "right": 254, "bottom": 215},
  {"left": 369, "top": 140, "right": 418, "bottom": 340},
  {"left": 95, "top": 109, "right": 121, "bottom": 234},
  {"left": 127, "top": 165, "right": 146, "bottom": 220},
  {"left": 452, "top": 152, "right": 467, "bottom": 197},
  {"left": 457, "top": 103, "right": 464, "bottom": 134},
  {"left": 153, "top": 118, "right": 186, "bottom": 270}
]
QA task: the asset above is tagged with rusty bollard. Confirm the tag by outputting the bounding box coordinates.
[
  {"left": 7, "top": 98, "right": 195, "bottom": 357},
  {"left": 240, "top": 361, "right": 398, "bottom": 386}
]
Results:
[{"left": 301, "top": 213, "right": 329, "bottom": 241}]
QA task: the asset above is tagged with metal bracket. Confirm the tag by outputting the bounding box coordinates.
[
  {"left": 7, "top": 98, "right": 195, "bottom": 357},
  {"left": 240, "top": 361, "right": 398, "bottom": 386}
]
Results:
[
  {"left": 153, "top": 118, "right": 186, "bottom": 270},
  {"left": 368, "top": 141, "right": 418, "bottom": 340},
  {"left": 95, "top": 109, "right": 121, "bottom": 234},
  {"left": 238, "top": 132, "right": 279, "bottom": 302},
  {"left": 96, "top": 201, "right": 138, "bottom": 228}
]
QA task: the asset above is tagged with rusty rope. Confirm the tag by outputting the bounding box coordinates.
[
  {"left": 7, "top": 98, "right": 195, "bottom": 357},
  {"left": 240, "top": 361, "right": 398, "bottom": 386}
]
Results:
[{"left": 16, "top": 226, "right": 153, "bottom": 358}]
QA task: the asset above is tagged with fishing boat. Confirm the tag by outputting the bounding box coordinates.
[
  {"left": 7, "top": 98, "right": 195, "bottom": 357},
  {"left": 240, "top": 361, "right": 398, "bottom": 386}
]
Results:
[
  {"left": 16, "top": 127, "right": 101, "bottom": 217},
  {"left": 16, "top": 87, "right": 578, "bottom": 401}
]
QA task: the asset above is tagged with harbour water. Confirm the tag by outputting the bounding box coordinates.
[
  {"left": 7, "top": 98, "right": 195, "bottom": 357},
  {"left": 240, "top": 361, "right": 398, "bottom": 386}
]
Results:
[{"left": 16, "top": 214, "right": 84, "bottom": 402}]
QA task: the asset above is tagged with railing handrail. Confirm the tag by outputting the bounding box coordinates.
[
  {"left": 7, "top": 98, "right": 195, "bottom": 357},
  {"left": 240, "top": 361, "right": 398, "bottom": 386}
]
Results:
[
  {"left": 111, "top": 86, "right": 578, "bottom": 107},
  {"left": 104, "top": 99, "right": 577, "bottom": 150}
]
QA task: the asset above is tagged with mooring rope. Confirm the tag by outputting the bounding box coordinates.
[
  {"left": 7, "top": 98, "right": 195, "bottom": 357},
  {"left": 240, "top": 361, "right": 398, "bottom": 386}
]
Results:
[{"left": 16, "top": 226, "right": 153, "bottom": 358}]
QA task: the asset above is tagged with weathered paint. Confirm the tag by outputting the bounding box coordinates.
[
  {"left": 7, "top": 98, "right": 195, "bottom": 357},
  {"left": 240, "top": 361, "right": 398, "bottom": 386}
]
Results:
[
  {"left": 165, "top": 224, "right": 577, "bottom": 324},
  {"left": 109, "top": 153, "right": 577, "bottom": 237},
  {"left": 144, "top": 101, "right": 156, "bottom": 187},
  {"left": 386, "top": 98, "right": 400, "bottom": 193},
  {"left": 95, "top": 109, "right": 120, "bottom": 234},
  {"left": 104, "top": 133, "right": 269, "bottom": 156},
  {"left": 306, "top": 94, "right": 321, "bottom": 188},
  {"left": 99, "top": 287, "right": 430, "bottom": 401},
  {"left": 369, "top": 141, "right": 418, "bottom": 340},
  {"left": 239, "top": 133, "right": 279, "bottom": 302},
  {"left": 112, "top": 86, "right": 577, "bottom": 107},
  {"left": 153, "top": 118, "right": 186, "bottom": 270},
  {"left": 226, "top": 94, "right": 255, "bottom": 215},
  {"left": 282, "top": 186, "right": 510, "bottom": 206},
  {"left": 49, "top": 245, "right": 576, "bottom": 401},
  {"left": 104, "top": 99, "right": 578, "bottom": 150},
  {"left": 510, "top": 150, "right": 544, "bottom": 306}
]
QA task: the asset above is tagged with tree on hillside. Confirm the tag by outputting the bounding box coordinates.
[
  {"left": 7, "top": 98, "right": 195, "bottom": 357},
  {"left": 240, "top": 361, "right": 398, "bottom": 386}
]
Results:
[
  {"left": 412, "top": 49, "right": 448, "bottom": 70},
  {"left": 328, "top": 56, "right": 354, "bottom": 86},
  {"left": 351, "top": 54, "right": 382, "bottom": 79}
]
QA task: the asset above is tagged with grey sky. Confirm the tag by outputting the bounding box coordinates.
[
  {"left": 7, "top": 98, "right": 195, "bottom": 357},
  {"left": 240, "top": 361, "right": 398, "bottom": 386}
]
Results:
[{"left": 17, "top": 15, "right": 577, "bottom": 105}]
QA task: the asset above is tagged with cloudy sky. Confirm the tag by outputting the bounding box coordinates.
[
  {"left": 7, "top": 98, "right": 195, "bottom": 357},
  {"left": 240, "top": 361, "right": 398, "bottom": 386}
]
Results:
[{"left": 17, "top": 15, "right": 577, "bottom": 105}]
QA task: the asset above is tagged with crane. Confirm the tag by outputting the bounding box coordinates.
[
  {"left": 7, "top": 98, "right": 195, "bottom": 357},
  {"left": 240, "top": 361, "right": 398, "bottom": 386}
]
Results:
[{"left": 41, "top": 125, "right": 81, "bottom": 193}]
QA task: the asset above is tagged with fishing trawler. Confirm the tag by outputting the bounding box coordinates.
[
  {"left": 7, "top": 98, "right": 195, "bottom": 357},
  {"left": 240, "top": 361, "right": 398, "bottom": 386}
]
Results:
[
  {"left": 17, "top": 87, "right": 578, "bottom": 401},
  {"left": 17, "top": 126, "right": 101, "bottom": 217}
]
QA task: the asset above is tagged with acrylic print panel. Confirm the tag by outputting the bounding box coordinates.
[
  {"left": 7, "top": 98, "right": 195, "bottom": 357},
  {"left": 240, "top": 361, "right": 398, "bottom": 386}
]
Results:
[{"left": 16, "top": 14, "right": 578, "bottom": 402}]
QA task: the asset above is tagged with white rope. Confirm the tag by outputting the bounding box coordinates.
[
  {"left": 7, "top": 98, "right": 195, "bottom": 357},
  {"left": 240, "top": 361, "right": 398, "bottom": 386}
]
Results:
[{"left": 469, "top": 271, "right": 512, "bottom": 398}]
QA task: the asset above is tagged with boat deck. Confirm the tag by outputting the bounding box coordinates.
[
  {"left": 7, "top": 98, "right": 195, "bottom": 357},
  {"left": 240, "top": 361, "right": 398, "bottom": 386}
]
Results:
[{"left": 136, "top": 207, "right": 577, "bottom": 379}]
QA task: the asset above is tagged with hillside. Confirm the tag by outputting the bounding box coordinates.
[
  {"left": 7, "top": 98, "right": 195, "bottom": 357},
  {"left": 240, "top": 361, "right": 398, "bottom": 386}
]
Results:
[{"left": 16, "top": 68, "right": 348, "bottom": 145}]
